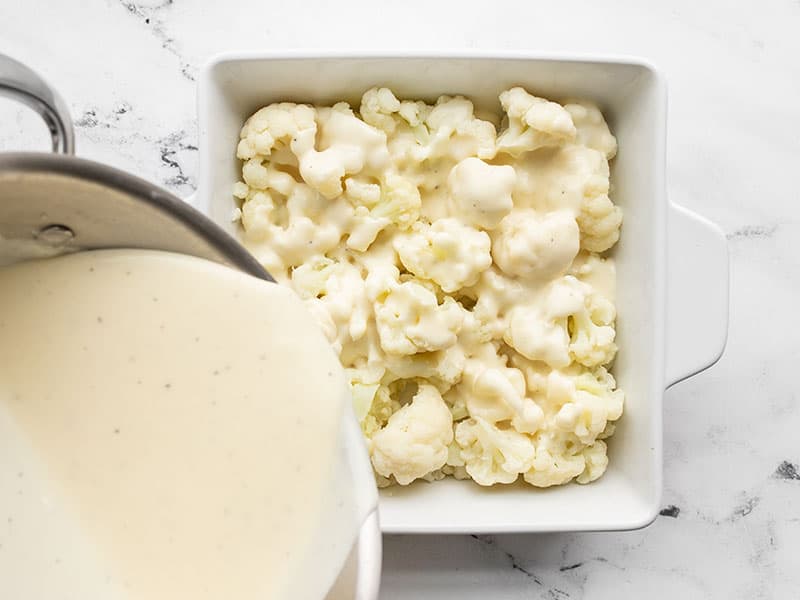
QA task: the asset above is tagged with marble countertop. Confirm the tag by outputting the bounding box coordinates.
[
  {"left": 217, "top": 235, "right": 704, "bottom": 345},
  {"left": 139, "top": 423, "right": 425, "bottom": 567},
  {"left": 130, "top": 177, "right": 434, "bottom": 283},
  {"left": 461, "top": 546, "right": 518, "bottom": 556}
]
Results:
[{"left": 1, "top": 0, "right": 798, "bottom": 597}]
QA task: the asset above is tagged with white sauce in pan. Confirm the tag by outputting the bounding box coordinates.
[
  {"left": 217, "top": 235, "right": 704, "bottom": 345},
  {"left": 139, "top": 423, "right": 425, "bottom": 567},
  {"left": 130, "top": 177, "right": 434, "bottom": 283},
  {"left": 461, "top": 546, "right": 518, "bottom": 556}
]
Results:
[{"left": 0, "top": 249, "right": 359, "bottom": 599}]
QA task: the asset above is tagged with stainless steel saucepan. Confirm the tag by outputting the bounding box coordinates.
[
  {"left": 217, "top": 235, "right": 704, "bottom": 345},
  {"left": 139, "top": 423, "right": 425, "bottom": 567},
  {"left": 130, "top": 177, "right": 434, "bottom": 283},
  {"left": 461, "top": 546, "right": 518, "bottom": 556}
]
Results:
[{"left": 0, "top": 52, "right": 270, "bottom": 280}]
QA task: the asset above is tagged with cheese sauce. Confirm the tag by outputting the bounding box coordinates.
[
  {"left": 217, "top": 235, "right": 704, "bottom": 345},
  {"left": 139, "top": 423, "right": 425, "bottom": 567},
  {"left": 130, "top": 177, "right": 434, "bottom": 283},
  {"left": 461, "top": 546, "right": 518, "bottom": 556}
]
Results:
[{"left": 0, "top": 249, "right": 359, "bottom": 599}]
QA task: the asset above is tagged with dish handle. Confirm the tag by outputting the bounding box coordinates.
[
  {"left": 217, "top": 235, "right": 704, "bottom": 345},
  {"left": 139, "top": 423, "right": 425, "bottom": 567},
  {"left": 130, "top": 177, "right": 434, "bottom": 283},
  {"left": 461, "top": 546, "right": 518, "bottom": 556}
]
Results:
[
  {"left": 0, "top": 53, "right": 75, "bottom": 155},
  {"left": 665, "top": 203, "right": 729, "bottom": 387}
]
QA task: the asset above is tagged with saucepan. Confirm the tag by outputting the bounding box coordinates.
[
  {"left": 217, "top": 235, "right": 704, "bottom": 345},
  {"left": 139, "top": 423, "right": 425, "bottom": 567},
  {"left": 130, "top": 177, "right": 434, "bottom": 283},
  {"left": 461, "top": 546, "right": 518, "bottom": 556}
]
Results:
[{"left": 0, "top": 53, "right": 381, "bottom": 600}]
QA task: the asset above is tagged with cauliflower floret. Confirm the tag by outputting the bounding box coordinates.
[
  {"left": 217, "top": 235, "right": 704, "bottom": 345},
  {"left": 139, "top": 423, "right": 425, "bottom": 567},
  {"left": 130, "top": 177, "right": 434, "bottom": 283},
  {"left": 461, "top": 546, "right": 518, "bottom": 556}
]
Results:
[
  {"left": 343, "top": 178, "right": 388, "bottom": 251},
  {"left": 497, "top": 87, "right": 576, "bottom": 157},
  {"left": 236, "top": 102, "right": 316, "bottom": 161},
  {"left": 374, "top": 279, "right": 464, "bottom": 355},
  {"left": 448, "top": 157, "right": 516, "bottom": 230},
  {"left": 360, "top": 87, "right": 402, "bottom": 133},
  {"left": 577, "top": 193, "right": 623, "bottom": 252},
  {"left": 342, "top": 173, "right": 422, "bottom": 251},
  {"left": 456, "top": 267, "right": 527, "bottom": 347},
  {"left": 383, "top": 344, "right": 466, "bottom": 393},
  {"left": 457, "top": 355, "right": 544, "bottom": 433},
  {"left": 551, "top": 366, "right": 624, "bottom": 445},
  {"left": 370, "top": 384, "right": 454, "bottom": 485},
  {"left": 240, "top": 190, "right": 276, "bottom": 239},
  {"left": 398, "top": 100, "right": 431, "bottom": 128},
  {"left": 419, "top": 96, "right": 497, "bottom": 161},
  {"left": 569, "top": 292, "right": 617, "bottom": 367},
  {"left": 241, "top": 183, "right": 352, "bottom": 272},
  {"left": 359, "top": 87, "right": 434, "bottom": 143},
  {"left": 346, "top": 173, "right": 421, "bottom": 227},
  {"left": 454, "top": 417, "right": 536, "bottom": 485},
  {"left": 394, "top": 219, "right": 492, "bottom": 293},
  {"left": 523, "top": 443, "right": 586, "bottom": 487},
  {"left": 371, "top": 173, "right": 422, "bottom": 229},
  {"left": 240, "top": 160, "right": 300, "bottom": 194},
  {"left": 289, "top": 255, "right": 338, "bottom": 299},
  {"left": 573, "top": 366, "right": 624, "bottom": 439},
  {"left": 504, "top": 276, "right": 588, "bottom": 368},
  {"left": 358, "top": 87, "right": 435, "bottom": 167},
  {"left": 512, "top": 145, "right": 610, "bottom": 215},
  {"left": 575, "top": 440, "right": 609, "bottom": 484},
  {"left": 291, "top": 258, "right": 370, "bottom": 348},
  {"left": 492, "top": 209, "right": 580, "bottom": 281},
  {"left": 235, "top": 191, "right": 297, "bottom": 279},
  {"left": 289, "top": 103, "right": 391, "bottom": 199},
  {"left": 347, "top": 366, "right": 399, "bottom": 440},
  {"left": 564, "top": 101, "right": 617, "bottom": 159},
  {"left": 458, "top": 298, "right": 505, "bottom": 346}
]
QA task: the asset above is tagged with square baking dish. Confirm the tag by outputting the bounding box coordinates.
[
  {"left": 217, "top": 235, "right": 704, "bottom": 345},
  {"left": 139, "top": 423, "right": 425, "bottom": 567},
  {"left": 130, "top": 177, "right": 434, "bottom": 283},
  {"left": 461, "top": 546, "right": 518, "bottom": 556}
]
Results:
[{"left": 195, "top": 52, "right": 728, "bottom": 534}]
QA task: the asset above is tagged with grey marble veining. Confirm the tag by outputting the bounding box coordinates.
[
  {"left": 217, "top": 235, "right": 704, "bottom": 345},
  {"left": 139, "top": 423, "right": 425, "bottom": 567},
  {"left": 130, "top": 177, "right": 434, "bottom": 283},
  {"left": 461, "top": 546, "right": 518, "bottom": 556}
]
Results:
[{"left": 1, "top": 0, "right": 798, "bottom": 597}]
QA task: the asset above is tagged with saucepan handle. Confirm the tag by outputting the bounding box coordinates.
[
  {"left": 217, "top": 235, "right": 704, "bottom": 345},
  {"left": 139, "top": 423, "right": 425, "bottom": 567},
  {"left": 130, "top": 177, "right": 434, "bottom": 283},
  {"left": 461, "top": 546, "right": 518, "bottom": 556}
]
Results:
[
  {"left": 665, "top": 203, "right": 729, "bottom": 387},
  {"left": 0, "top": 53, "right": 75, "bottom": 154}
]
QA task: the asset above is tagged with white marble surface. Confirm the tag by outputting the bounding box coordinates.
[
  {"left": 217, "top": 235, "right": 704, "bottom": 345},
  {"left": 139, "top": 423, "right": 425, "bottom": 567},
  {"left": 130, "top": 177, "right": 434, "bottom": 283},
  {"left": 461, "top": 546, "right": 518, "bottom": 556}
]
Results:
[{"left": 2, "top": 0, "right": 799, "bottom": 597}]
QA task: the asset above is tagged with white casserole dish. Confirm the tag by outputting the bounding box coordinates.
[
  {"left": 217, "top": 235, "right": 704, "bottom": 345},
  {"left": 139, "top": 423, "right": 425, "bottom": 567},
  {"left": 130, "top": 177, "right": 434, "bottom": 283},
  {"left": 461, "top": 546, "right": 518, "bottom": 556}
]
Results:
[{"left": 195, "top": 52, "right": 729, "bottom": 534}]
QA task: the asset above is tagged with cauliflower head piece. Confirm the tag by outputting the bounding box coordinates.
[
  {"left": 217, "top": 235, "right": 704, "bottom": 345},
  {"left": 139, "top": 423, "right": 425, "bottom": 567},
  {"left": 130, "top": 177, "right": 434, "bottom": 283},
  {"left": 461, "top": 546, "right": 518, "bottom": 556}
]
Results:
[
  {"left": 576, "top": 440, "right": 609, "bottom": 484},
  {"left": 458, "top": 358, "right": 544, "bottom": 434},
  {"left": 382, "top": 344, "right": 467, "bottom": 394},
  {"left": 236, "top": 102, "right": 316, "bottom": 161},
  {"left": 454, "top": 417, "right": 536, "bottom": 485},
  {"left": 504, "top": 275, "right": 617, "bottom": 370},
  {"left": 492, "top": 209, "right": 580, "bottom": 281},
  {"left": 448, "top": 157, "right": 516, "bottom": 230},
  {"left": 374, "top": 279, "right": 464, "bottom": 355},
  {"left": 564, "top": 101, "right": 617, "bottom": 159},
  {"left": 291, "top": 103, "right": 392, "bottom": 199},
  {"left": 344, "top": 173, "right": 422, "bottom": 251},
  {"left": 511, "top": 144, "right": 610, "bottom": 216},
  {"left": 359, "top": 87, "right": 432, "bottom": 136},
  {"left": 240, "top": 184, "right": 348, "bottom": 275},
  {"left": 504, "top": 276, "right": 588, "bottom": 368},
  {"left": 419, "top": 95, "right": 497, "bottom": 161},
  {"left": 497, "top": 87, "right": 577, "bottom": 157},
  {"left": 557, "top": 366, "right": 624, "bottom": 444},
  {"left": 568, "top": 291, "right": 617, "bottom": 368},
  {"left": 291, "top": 257, "right": 370, "bottom": 348},
  {"left": 394, "top": 218, "right": 492, "bottom": 293},
  {"left": 349, "top": 374, "right": 400, "bottom": 440},
  {"left": 370, "top": 384, "right": 454, "bottom": 485},
  {"left": 577, "top": 193, "right": 623, "bottom": 253},
  {"left": 523, "top": 443, "right": 586, "bottom": 487}
]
